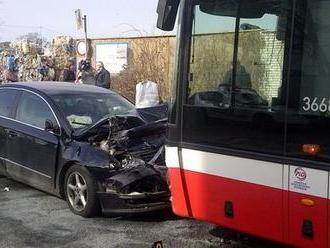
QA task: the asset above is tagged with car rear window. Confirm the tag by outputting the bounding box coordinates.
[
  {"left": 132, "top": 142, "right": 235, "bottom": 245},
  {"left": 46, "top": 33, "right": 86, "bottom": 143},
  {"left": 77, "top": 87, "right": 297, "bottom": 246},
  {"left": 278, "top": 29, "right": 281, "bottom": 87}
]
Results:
[{"left": 0, "top": 89, "right": 19, "bottom": 118}]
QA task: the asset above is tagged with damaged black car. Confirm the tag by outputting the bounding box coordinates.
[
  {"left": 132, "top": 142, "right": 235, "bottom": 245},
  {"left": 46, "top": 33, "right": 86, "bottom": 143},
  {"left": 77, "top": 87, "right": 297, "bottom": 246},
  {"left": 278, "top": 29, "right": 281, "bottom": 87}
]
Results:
[{"left": 0, "top": 82, "right": 170, "bottom": 217}]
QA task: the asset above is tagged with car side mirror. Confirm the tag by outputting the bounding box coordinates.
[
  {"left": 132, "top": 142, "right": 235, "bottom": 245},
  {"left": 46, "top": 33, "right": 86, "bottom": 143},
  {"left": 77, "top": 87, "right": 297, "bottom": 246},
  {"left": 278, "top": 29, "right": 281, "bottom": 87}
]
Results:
[{"left": 45, "top": 119, "right": 61, "bottom": 136}]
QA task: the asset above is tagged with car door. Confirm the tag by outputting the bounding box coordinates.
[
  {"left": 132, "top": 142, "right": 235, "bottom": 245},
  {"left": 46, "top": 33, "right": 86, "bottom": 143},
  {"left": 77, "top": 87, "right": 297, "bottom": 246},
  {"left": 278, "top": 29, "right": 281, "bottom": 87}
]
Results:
[
  {"left": 0, "top": 88, "right": 20, "bottom": 176},
  {"left": 6, "top": 90, "right": 60, "bottom": 192}
]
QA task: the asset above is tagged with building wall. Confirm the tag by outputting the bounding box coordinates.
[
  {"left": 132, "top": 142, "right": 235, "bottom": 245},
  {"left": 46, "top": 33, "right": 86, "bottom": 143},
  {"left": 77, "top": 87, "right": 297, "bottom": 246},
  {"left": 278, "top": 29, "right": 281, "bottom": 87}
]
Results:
[
  {"left": 259, "top": 32, "right": 285, "bottom": 102},
  {"left": 86, "top": 36, "right": 176, "bottom": 102},
  {"left": 85, "top": 32, "right": 283, "bottom": 104}
]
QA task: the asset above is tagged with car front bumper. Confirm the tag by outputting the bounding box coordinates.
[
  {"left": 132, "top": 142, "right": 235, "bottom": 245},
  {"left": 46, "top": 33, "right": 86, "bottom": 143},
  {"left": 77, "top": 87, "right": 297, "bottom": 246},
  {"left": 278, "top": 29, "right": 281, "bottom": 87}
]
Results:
[{"left": 97, "top": 190, "right": 170, "bottom": 214}]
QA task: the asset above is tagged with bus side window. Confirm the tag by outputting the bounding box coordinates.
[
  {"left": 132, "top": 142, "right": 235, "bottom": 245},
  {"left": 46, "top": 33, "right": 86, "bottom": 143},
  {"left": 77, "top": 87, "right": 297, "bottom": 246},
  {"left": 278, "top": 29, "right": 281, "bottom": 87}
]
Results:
[{"left": 183, "top": 2, "right": 291, "bottom": 156}]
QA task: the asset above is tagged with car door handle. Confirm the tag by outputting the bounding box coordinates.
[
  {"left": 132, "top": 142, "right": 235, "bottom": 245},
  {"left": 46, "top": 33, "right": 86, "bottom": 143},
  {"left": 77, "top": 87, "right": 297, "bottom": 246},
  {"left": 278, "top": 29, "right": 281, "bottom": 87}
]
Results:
[{"left": 5, "top": 129, "right": 18, "bottom": 138}]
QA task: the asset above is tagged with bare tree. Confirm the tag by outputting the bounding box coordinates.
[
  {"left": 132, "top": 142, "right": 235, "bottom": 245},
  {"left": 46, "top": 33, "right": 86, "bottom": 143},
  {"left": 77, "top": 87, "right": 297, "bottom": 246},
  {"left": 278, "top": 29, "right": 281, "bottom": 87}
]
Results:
[{"left": 113, "top": 37, "right": 172, "bottom": 103}]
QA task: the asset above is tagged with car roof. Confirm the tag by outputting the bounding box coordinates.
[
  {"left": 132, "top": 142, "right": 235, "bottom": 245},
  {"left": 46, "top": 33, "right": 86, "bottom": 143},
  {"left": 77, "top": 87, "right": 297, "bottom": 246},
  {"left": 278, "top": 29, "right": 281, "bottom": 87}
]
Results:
[{"left": 0, "top": 82, "right": 115, "bottom": 96}]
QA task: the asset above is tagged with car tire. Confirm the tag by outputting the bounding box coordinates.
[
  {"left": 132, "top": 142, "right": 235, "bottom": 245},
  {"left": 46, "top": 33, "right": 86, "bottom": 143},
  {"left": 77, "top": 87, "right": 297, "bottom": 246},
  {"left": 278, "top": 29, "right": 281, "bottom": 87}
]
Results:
[{"left": 64, "top": 164, "right": 100, "bottom": 217}]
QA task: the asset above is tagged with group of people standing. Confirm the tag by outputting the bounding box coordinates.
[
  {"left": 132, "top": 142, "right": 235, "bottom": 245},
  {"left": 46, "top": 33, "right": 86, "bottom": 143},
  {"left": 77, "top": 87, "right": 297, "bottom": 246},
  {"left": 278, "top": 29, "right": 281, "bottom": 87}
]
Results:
[{"left": 63, "top": 60, "right": 111, "bottom": 89}]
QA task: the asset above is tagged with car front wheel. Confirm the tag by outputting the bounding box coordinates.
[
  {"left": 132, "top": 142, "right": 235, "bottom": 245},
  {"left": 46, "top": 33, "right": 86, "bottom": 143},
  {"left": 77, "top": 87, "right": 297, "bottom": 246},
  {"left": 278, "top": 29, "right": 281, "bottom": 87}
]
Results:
[{"left": 64, "top": 164, "right": 100, "bottom": 217}]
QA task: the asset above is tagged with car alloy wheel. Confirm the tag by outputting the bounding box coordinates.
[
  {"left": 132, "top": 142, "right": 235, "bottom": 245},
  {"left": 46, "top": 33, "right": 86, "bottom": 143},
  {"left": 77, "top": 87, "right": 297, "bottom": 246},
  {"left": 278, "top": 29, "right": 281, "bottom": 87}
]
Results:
[
  {"left": 64, "top": 164, "right": 100, "bottom": 217},
  {"left": 66, "top": 172, "right": 88, "bottom": 212}
]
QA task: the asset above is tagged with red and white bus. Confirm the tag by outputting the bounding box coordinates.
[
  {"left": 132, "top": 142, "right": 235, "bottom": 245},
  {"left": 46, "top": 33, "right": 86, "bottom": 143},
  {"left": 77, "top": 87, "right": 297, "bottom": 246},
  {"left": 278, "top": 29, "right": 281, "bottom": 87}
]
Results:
[{"left": 157, "top": 0, "right": 330, "bottom": 247}]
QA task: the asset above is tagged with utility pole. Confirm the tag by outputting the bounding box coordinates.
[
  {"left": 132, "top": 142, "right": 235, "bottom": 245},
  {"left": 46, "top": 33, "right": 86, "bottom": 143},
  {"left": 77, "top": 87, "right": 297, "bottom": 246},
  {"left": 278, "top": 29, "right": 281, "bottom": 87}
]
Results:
[{"left": 82, "top": 15, "right": 88, "bottom": 60}]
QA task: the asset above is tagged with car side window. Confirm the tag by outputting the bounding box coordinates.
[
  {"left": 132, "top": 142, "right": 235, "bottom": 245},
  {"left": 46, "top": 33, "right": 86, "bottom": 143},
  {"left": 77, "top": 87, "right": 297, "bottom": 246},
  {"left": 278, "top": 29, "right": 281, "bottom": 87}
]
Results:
[
  {"left": 0, "top": 89, "right": 19, "bottom": 118},
  {"left": 16, "top": 91, "right": 57, "bottom": 129}
]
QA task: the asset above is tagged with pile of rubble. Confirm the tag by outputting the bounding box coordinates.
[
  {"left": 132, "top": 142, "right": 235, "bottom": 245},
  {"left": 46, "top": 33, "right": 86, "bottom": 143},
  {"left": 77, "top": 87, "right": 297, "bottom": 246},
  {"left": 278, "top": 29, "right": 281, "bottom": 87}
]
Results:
[
  {"left": 12, "top": 40, "right": 46, "bottom": 81},
  {"left": 50, "top": 36, "right": 76, "bottom": 81},
  {"left": 0, "top": 36, "right": 76, "bottom": 84}
]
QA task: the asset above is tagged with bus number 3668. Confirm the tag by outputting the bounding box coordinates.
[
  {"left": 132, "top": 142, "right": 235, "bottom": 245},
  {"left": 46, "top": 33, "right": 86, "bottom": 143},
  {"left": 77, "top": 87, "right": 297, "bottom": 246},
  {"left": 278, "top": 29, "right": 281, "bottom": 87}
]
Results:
[{"left": 302, "top": 97, "right": 330, "bottom": 112}]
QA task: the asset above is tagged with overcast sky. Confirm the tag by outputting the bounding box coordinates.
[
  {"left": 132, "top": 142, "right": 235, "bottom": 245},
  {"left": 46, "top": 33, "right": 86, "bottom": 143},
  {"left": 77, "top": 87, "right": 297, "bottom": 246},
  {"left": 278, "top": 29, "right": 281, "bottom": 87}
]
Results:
[{"left": 0, "top": 0, "right": 171, "bottom": 42}]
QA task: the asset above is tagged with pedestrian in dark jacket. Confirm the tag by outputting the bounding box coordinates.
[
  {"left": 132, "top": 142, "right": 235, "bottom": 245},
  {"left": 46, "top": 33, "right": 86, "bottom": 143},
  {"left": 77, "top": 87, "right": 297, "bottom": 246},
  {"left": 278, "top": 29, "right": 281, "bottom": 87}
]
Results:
[
  {"left": 76, "top": 60, "right": 96, "bottom": 85},
  {"left": 62, "top": 59, "right": 76, "bottom": 82},
  {"left": 95, "top": 61, "right": 111, "bottom": 89}
]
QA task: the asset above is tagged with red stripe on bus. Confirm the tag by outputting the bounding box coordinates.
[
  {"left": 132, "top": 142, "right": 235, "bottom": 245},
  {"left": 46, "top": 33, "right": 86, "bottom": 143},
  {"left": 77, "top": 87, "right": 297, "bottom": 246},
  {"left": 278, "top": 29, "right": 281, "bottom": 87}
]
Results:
[{"left": 168, "top": 168, "right": 328, "bottom": 247}]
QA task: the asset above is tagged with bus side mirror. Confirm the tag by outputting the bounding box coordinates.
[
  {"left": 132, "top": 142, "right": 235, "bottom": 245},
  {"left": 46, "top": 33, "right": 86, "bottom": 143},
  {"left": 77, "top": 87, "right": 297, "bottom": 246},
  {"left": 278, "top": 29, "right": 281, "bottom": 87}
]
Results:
[{"left": 156, "top": 0, "right": 179, "bottom": 31}]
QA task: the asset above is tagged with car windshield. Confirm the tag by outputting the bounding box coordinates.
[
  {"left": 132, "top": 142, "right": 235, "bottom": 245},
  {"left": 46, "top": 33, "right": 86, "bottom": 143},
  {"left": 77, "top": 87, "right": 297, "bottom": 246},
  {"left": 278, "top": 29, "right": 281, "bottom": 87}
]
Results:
[{"left": 52, "top": 93, "right": 135, "bottom": 129}]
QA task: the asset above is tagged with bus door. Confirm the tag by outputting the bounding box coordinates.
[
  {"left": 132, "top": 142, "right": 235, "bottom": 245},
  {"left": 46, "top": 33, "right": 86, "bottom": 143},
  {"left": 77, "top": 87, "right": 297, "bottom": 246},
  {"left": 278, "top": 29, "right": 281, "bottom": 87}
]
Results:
[{"left": 285, "top": 0, "right": 330, "bottom": 246}]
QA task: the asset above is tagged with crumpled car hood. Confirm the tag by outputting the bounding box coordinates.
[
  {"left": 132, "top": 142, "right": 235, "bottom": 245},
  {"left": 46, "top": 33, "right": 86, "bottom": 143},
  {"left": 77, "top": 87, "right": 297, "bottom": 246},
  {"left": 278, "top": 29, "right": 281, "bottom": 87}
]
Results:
[
  {"left": 72, "top": 110, "right": 145, "bottom": 140},
  {"left": 72, "top": 107, "right": 167, "bottom": 142}
]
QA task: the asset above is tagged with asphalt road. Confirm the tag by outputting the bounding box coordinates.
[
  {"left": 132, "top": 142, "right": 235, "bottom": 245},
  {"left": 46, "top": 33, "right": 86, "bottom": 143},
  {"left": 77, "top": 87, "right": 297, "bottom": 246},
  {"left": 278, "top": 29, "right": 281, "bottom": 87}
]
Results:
[{"left": 0, "top": 176, "right": 286, "bottom": 248}]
